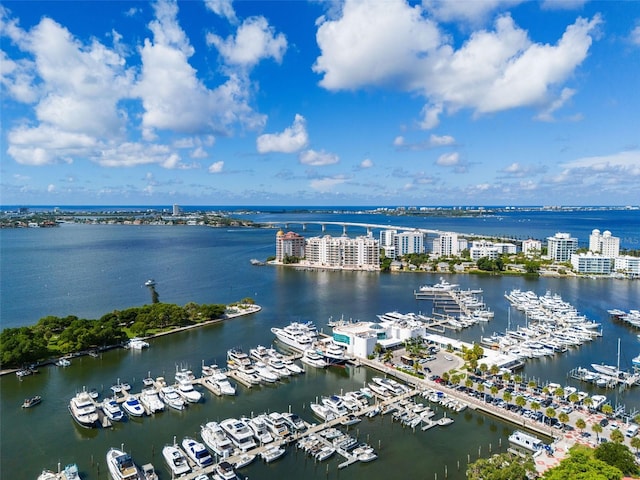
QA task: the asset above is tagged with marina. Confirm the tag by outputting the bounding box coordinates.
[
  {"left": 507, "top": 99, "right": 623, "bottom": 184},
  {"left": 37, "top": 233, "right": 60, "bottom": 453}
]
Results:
[{"left": 1, "top": 218, "right": 639, "bottom": 480}]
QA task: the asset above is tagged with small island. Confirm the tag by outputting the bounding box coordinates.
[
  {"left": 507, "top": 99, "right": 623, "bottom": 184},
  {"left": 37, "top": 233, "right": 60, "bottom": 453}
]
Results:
[{"left": 0, "top": 299, "right": 260, "bottom": 370}]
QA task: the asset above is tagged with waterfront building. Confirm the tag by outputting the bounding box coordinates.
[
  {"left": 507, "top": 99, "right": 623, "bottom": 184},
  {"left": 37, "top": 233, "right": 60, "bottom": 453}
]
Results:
[
  {"left": 571, "top": 253, "right": 613, "bottom": 274},
  {"left": 394, "top": 230, "right": 425, "bottom": 257},
  {"left": 172, "top": 204, "right": 181, "bottom": 216},
  {"left": 615, "top": 256, "right": 640, "bottom": 277},
  {"left": 433, "top": 232, "right": 466, "bottom": 257},
  {"left": 522, "top": 239, "right": 542, "bottom": 256},
  {"left": 379, "top": 229, "right": 397, "bottom": 258},
  {"left": 546, "top": 232, "right": 578, "bottom": 262},
  {"left": 275, "top": 230, "right": 305, "bottom": 262},
  {"left": 469, "top": 240, "right": 500, "bottom": 261},
  {"left": 493, "top": 242, "right": 517, "bottom": 255},
  {"left": 589, "top": 229, "right": 620, "bottom": 257},
  {"left": 303, "top": 235, "right": 379, "bottom": 270}
]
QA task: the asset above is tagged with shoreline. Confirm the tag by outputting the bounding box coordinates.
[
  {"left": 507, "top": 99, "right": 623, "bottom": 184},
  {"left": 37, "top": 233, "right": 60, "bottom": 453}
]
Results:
[{"left": 0, "top": 303, "right": 261, "bottom": 376}]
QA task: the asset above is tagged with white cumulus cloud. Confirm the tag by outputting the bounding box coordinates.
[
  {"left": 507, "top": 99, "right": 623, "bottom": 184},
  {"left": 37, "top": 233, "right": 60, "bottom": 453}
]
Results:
[
  {"left": 436, "top": 152, "right": 460, "bottom": 166},
  {"left": 360, "top": 158, "right": 373, "bottom": 168},
  {"left": 310, "top": 175, "right": 347, "bottom": 192},
  {"left": 204, "top": 0, "right": 238, "bottom": 24},
  {"left": 257, "top": 114, "right": 309, "bottom": 153},
  {"left": 299, "top": 149, "right": 339, "bottom": 166},
  {"left": 209, "top": 161, "right": 224, "bottom": 173},
  {"left": 207, "top": 16, "right": 287, "bottom": 69},
  {"left": 313, "top": 0, "right": 601, "bottom": 128}
]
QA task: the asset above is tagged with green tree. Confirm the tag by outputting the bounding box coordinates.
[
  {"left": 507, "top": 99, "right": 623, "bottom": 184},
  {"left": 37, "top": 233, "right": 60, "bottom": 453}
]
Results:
[
  {"left": 583, "top": 396, "right": 593, "bottom": 410},
  {"left": 630, "top": 436, "right": 640, "bottom": 453},
  {"left": 545, "top": 407, "right": 557, "bottom": 426},
  {"left": 542, "top": 445, "right": 623, "bottom": 480},
  {"left": 576, "top": 418, "right": 586, "bottom": 433},
  {"left": 467, "top": 452, "right": 535, "bottom": 480},
  {"left": 489, "top": 364, "right": 500, "bottom": 376},
  {"left": 503, "top": 391, "right": 513, "bottom": 404},
  {"left": 558, "top": 412, "right": 569, "bottom": 425},
  {"left": 592, "top": 423, "right": 603, "bottom": 440},
  {"left": 610, "top": 429, "right": 624, "bottom": 444},
  {"left": 515, "top": 396, "right": 526, "bottom": 409},
  {"left": 531, "top": 401, "right": 540, "bottom": 414},
  {"left": 602, "top": 404, "right": 614, "bottom": 416},
  {"left": 594, "top": 442, "right": 640, "bottom": 476}
]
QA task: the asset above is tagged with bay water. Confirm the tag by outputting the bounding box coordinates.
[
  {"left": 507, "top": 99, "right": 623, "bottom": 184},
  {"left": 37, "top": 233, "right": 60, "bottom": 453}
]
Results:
[{"left": 1, "top": 210, "right": 639, "bottom": 480}]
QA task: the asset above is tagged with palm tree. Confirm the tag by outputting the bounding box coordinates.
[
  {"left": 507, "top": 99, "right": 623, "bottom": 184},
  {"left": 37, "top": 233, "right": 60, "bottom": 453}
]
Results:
[
  {"left": 558, "top": 412, "right": 569, "bottom": 425},
  {"left": 583, "top": 396, "right": 593, "bottom": 410},
  {"left": 592, "top": 423, "right": 602, "bottom": 441},
  {"left": 602, "top": 404, "right": 614, "bottom": 417},
  {"left": 576, "top": 418, "right": 586, "bottom": 433},
  {"left": 489, "top": 364, "right": 499, "bottom": 376},
  {"left": 465, "top": 378, "right": 473, "bottom": 390},
  {"left": 553, "top": 387, "right": 564, "bottom": 400},
  {"left": 568, "top": 393, "right": 579, "bottom": 405},
  {"left": 545, "top": 407, "right": 556, "bottom": 426},
  {"left": 531, "top": 401, "right": 540, "bottom": 415},
  {"left": 491, "top": 385, "right": 499, "bottom": 397},
  {"left": 503, "top": 391, "right": 513, "bottom": 404},
  {"left": 528, "top": 380, "right": 537, "bottom": 392},
  {"left": 515, "top": 396, "right": 526, "bottom": 409},
  {"left": 630, "top": 435, "right": 640, "bottom": 453}
]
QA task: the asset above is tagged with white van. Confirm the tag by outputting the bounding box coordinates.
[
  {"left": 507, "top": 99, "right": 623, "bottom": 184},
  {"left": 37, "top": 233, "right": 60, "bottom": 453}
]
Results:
[{"left": 625, "top": 424, "right": 638, "bottom": 437}]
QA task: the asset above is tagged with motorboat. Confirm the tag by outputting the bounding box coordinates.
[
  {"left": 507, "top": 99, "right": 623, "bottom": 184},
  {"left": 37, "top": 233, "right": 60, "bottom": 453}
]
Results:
[
  {"left": 140, "top": 463, "right": 158, "bottom": 480},
  {"left": 122, "top": 396, "right": 145, "bottom": 417},
  {"left": 315, "top": 341, "right": 348, "bottom": 365},
  {"left": 89, "top": 388, "right": 99, "bottom": 399},
  {"left": 282, "top": 358, "right": 304, "bottom": 374},
  {"left": 162, "top": 444, "right": 191, "bottom": 477},
  {"left": 220, "top": 418, "right": 257, "bottom": 451},
  {"left": 68, "top": 390, "right": 99, "bottom": 428},
  {"left": 266, "top": 356, "right": 291, "bottom": 377},
  {"left": 22, "top": 395, "right": 42, "bottom": 408},
  {"left": 213, "top": 461, "right": 238, "bottom": 480},
  {"left": 309, "top": 403, "right": 335, "bottom": 421},
  {"left": 64, "top": 463, "right": 81, "bottom": 480},
  {"left": 281, "top": 412, "right": 307, "bottom": 433},
  {"left": 102, "top": 399, "right": 126, "bottom": 421},
  {"left": 353, "top": 443, "right": 377, "bottom": 462},
  {"left": 56, "top": 358, "right": 71, "bottom": 367},
  {"left": 254, "top": 361, "right": 279, "bottom": 383},
  {"left": 139, "top": 388, "right": 165, "bottom": 413},
  {"left": 340, "top": 414, "right": 361, "bottom": 426},
  {"left": 211, "top": 370, "right": 236, "bottom": 396},
  {"left": 260, "top": 445, "right": 286, "bottom": 463},
  {"left": 182, "top": 436, "right": 213, "bottom": 467},
  {"left": 249, "top": 345, "right": 270, "bottom": 363},
  {"left": 126, "top": 338, "right": 149, "bottom": 350},
  {"left": 245, "top": 415, "right": 274, "bottom": 444},
  {"left": 144, "top": 279, "right": 156, "bottom": 286},
  {"left": 232, "top": 453, "right": 256, "bottom": 470},
  {"left": 106, "top": 447, "right": 143, "bottom": 480},
  {"left": 314, "top": 446, "right": 335, "bottom": 462},
  {"left": 200, "top": 421, "right": 235, "bottom": 457},
  {"left": 159, "top": 386, "right": 186, "bottom": 410},
  {"left": 177, "top": 381, "right": 202, "bottom": 403},
  {"left": 174, "top": 367, "right": 196, "bottom": 384},
  {"left": 300, "top": 349, "right": 327, "bottom": 368},
  {"left": 37, "top": 469, "right": 58, "bottom": 480}
]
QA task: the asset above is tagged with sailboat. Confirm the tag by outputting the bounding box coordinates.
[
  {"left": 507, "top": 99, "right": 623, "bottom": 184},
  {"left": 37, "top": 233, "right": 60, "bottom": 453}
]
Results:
[{"left": 591, "top": 338, "right": 626, "bottom": 378}]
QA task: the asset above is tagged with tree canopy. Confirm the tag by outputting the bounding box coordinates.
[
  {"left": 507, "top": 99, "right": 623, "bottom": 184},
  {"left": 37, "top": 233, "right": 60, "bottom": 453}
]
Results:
[
  {"left": 542, "top": 445, "right": 623, "bottom": 480},
  {"left": 466, "top": 452, "right": 535, "bottom": 480},
  {"left": 594, "top": 442, "right": 640, "bottom": 477}
]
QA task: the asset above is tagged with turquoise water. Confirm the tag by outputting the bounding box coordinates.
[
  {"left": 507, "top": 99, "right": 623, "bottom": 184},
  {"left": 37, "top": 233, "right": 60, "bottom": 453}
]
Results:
[{"left": 1, "top": 217, "right": 639, "bottom": 479}]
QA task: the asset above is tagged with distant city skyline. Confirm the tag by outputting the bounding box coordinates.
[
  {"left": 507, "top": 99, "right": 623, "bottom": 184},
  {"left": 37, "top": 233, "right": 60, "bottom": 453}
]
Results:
[{"left": 1, "top": 0, "right": 639, "bottom": 206}]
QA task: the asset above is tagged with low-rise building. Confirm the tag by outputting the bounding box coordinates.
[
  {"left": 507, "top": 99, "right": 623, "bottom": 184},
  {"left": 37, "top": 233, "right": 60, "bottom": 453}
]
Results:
[{"left": 571, "top": 252, "right": 613, "bottom": 274}]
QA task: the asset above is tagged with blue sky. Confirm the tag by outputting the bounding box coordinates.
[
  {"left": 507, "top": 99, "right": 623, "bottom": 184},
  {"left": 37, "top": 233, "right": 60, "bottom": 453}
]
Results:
[{"left": 1, "top": 0, "right": 639, "bottom": 207}]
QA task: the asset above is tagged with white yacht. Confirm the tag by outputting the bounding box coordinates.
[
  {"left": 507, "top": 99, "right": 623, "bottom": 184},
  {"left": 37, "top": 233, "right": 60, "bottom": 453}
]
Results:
[
  {"left": 126, "top": 338, "right": 149, "bottom": 350},
  {"left": 106, "top": 448, "right": 143, "bottom": 480},
  {"left": 220, "top": 418, "right": 257, "bottom": 451},
  {"left": 174, "top": 367, "right": 195, "bottom": 384},
  {"left": 270, "top": 322, "right": 317, "bottom": 351},
  {"left": 249, "top": 345, "right": 270, "bottom": 363},
  {"left": 264, "top": 412, "right": 290, "bottom": 439},
  {"left": 260, "top": 445, "right": 286, "bottom": 463},
  {"left": 418, "top": 278, "right": 459, "bottom": 293},
  {"left": 213, "top": 461, "right": 238, "bottom": 480},
  {"left": 159, "top": 386, "right": 186, "bottom": 410},
  {"left": 282, "top": 358, "right": 304, "bottom": 374},
  {"left": 244, "top": 415, "right": 274, "bottom": 445},
  {"left": 322, "top": 395, "right": 348, "bottom": 417},
  {"left": 162, "top": 444, "right": 191, "bottom": 477},
  {"left": 177, "top": 381, "right": 202, "bottom": 403},
  {"left": 309, "top": 403, "right": 335, "bottom": 421},
  {"left": 139, "top": 388, "right": 165, "bottom": 413},
  {"left": 300, "top": 349, "right": 327, "bottom": 368},
  {"left": 266, "top": 356, "right": 291, "bottom": 377},
  {"left": 253, "top": 361, "right": 279, "bottom": 383},
  {"left": 315, "top": 341, "right": 348, "bottom": 365},
  {"left": 227, "top": 348, "right": 252, "bottom": 369},
  {"left": 234, "top": 365, "right": 262, "bottom": 385},
  {"left": 121, "top": 396, "right": 145, "bottom": 417},
  {"left": 68, "top": 390, "right": 99, "bottom": 428},
  {"left": 102, "top": 399, "right": 126, "bottom": 422},
  {"left": 212, "top": 370, "right": 236, "bottom": 396},
  {"left": 182, "top": 437, "right": 213, "bottom": 467},
  {"left": 200, "top": 421, "right": 235, "bottom": 457}
]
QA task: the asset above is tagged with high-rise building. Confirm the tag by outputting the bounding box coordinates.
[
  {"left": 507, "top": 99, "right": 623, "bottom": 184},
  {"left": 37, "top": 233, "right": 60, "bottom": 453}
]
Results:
[
  {"left": 275, "top": 230, "right": 305, "bottom": 262},
  {"left": 394, "top": 231, "right": 425, "bottom": 257},
  {"left": 304, "top": 235, "right": 379, "bottom": 269},
  {"left": 172, "top": 204, "right": 180, "bottom": 216},
  {"left": 379, "top": 229, "right": 397, "bottom": 258},
  {"left": 546, "top": 232, "right": 578, "bottom": 262},
  {"left": 433, "top": 232, "right": 460, "bottom": 257},
  {"left": 589, "top": 229, "right": 620, "bottom": 257}
]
